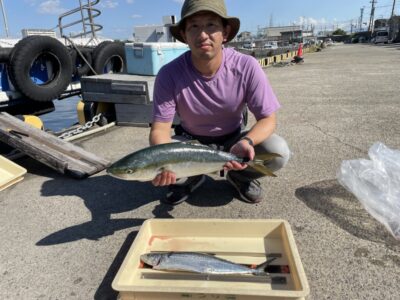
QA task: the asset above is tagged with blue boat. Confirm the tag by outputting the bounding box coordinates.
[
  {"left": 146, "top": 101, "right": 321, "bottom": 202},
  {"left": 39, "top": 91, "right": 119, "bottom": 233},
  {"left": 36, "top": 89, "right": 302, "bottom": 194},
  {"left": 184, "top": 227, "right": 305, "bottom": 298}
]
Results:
[{"left": 0, "top": 0, "right": 126, "bottom": 117}]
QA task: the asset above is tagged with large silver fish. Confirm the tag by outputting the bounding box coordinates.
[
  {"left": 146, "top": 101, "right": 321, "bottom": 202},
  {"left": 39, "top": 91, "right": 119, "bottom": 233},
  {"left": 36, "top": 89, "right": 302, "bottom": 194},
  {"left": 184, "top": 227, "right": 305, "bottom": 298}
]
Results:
[
  {"left": 107, "top": 142, "right": 280, "bottom": 181},
  {"left": 140, "top": 252, "right": 272, "bottom": 276}
]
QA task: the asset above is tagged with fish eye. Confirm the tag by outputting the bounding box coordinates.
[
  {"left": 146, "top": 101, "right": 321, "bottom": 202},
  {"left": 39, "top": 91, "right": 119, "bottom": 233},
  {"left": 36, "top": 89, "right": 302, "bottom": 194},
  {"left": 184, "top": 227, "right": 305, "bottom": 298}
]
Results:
[{"left": 126, "top": 169, "right": 133, "bottom": 174}]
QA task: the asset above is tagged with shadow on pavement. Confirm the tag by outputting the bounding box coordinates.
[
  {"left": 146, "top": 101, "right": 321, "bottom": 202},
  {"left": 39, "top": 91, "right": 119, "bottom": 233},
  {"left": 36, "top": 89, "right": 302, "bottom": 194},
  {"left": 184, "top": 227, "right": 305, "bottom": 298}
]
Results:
[
  {"left": 37, "top": 174, "right": 165, "bottom": 245},
  {"left": 295, "top": 179, "right": 400, "bottom": 252},
  {"left": 186, "top": 176, "right": 235, "bottom": 207},
  {"left": 15, "top": 155, "right": 63, "bottom": 178},
  {"left": 94, "top": 230, "right": 139, "bottom": 300},
  {"left": 37, "top": 175, "right": 234, "bottom": 245}
]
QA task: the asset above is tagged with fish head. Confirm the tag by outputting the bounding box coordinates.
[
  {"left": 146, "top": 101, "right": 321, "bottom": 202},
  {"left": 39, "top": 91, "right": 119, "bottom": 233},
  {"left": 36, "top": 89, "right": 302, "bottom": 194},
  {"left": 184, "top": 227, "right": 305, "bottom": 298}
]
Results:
[
  {"left": 106, "top": 157, "right": 141, "bottom": 179},
  {"left": 140, "top": 252, "right": 162, "bottom": 266},
  {"left": 106, "top": 153, "right": 152, "bottom": 181}
]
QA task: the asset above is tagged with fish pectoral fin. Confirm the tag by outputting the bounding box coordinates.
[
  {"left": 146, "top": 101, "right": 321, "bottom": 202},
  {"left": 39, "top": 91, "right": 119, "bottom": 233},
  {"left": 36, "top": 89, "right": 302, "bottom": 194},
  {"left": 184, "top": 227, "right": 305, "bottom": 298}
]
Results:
[{"left": 158, "top": 165, "right": 173, "bottom": 174}]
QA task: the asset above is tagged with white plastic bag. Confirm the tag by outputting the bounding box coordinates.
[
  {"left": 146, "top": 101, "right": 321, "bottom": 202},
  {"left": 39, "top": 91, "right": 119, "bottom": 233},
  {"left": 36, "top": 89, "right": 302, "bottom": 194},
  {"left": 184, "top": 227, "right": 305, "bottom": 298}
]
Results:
[{"left": 337, "top": 142, "right": 400, "bottom": 240}]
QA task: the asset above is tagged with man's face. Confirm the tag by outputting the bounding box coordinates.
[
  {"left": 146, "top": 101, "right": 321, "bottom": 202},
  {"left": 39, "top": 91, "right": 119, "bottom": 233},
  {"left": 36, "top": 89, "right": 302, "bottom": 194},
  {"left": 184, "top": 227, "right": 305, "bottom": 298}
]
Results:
[{"left": 181, "top": 11, "right": 230, "bottom": 60}]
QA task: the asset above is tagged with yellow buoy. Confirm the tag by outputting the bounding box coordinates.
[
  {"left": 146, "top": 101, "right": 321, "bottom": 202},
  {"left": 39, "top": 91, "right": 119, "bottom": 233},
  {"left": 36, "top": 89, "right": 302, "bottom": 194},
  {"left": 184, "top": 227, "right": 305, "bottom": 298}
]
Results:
[{"left": 21, "top": 115, "right": 44, "bottom": 130}]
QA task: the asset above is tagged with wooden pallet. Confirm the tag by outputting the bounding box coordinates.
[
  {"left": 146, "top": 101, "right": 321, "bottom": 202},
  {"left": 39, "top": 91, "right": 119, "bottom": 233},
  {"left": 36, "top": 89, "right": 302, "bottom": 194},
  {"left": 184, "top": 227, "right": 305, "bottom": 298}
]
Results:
[{"left": 0, "top": 112, "right": 110, "bottom": 179}]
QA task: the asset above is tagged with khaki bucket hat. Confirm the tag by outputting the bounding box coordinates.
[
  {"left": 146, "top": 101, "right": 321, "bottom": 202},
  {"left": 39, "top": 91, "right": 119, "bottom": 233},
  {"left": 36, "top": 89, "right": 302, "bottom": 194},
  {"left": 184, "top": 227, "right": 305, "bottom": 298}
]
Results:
[{"left": 170, "top": 0, "right": 240, "bottom": 43}]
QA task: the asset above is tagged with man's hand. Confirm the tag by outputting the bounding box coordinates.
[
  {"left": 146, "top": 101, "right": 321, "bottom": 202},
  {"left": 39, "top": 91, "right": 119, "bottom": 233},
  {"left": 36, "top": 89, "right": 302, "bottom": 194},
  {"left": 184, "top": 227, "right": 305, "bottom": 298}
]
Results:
[
  {"left": 150, "top": 121, "right": 177, "bottom": 186},
  {"left": 224, "top": 138, "right": 255, "bottom": 171},
  {"left": 152, "top": 170, "right": 177, "bottom": 186}
]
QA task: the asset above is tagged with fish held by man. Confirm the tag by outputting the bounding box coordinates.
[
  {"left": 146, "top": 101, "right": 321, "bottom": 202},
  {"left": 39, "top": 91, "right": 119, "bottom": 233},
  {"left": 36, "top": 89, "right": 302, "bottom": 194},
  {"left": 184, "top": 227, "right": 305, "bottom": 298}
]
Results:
[
  {"left": 140, "top": 252, "right": 273, "bottom": 276},
  {"left": 106, "top": 142, "right": 281, "bottom": 181}
]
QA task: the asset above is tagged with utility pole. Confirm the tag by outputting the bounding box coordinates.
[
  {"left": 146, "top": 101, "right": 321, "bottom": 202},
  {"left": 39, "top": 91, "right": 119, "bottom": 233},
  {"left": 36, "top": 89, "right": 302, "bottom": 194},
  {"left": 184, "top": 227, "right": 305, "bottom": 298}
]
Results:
[
  {"left": 391, "top": 0, "right": 396, "bottom": 18},
  {"left": 359, "top": 7, "right": 365, "bottom": 31},
  {"left": 388, "top": 0, "right": 396, "bottom": 42},
  {"left": 368, "top": 0, "right": 376, "bottom": 33},
  {"left": 0, "top": 0, "right": 9, "bottom": 37}
]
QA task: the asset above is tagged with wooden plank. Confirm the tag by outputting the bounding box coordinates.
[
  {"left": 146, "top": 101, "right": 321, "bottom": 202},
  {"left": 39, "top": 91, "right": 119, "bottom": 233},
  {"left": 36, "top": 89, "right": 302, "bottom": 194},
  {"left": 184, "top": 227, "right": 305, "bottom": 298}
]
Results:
[
  {"left": 0, "top": 112, "right": 110, "bottom": 178},
  {"left": 0, "top": 130, "right": 96, "bottom": 176},
  {"left": 0, "top": 112, "right": 109, "bottom": 167}
]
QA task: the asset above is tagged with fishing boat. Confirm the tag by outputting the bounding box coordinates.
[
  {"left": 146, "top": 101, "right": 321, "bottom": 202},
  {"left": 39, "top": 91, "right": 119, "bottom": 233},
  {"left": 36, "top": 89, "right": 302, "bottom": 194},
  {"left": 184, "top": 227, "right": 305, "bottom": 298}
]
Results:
[{"left": 0, "top": 0, "right": 126, "bottom": 117}]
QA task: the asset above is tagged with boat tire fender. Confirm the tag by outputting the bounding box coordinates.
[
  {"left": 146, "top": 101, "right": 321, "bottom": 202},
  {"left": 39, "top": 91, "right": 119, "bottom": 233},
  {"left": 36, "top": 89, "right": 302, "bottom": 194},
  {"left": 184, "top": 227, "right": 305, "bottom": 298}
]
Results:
[
  {"left": 70, "top": 47, "right": 93, "bottom": 77},
  {"left": 93, "top": 41, "right": 126, "bottom": 74},
  {"left": 0, "top": 48, "right": 12, "bottom": 63},
  {"left": 9, "top": 35, "right": 73, "bottom": 102}
]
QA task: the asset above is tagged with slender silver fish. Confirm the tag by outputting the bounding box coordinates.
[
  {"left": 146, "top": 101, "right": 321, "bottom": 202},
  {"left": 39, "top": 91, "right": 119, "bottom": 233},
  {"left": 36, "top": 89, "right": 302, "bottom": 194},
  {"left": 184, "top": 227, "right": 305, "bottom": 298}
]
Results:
[
  {"left": 140, "top": 252, "right": 271, "bottom": 276},
  {"left": 107, "top": 142, "right": 280, "bottom": 181}
]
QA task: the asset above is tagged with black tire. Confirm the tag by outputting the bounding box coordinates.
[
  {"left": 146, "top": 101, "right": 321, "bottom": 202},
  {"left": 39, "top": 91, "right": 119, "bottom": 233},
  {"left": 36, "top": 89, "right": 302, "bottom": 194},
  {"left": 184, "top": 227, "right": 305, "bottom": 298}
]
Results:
[
  {"left": 86, "top": 41, "right": 112, "bottom": 76},
  {"left": 92, "top": 41, "right": 113, "bottom": 58},
  {"left": 93, "top": 41, "right": 126, "bottom": 74},
  {"left": 9, "top": 36, "right": 73, "bottom": 102},
  {"left": 70, "top": 47, "right": 93, "bottom": 77},
  {"left": 0, "top": 48, "right": 12, "bottom": 63}
]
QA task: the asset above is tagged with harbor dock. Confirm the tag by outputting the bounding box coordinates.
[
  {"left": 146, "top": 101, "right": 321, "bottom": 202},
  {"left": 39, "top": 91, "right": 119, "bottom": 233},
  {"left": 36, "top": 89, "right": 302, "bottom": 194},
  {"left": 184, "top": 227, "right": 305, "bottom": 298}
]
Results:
[{"left": 1, "top": 43, "right": 400, "bottom": 299}]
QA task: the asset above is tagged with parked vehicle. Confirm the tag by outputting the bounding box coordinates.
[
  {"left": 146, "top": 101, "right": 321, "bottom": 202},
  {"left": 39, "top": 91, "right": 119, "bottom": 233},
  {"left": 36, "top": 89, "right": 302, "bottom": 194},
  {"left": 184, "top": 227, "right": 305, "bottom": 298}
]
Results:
[
  {"left": 242, "top": 41, "right": 255, "bottom": 49},
  {"left": 374, "top": 30, "right": 389, "bottom": 44},
  {"left": 324, "top": 38, "right": 333, "bottom": 46},
  {"left": 264, "top": 41, "right": 278, "bottom": 49}
]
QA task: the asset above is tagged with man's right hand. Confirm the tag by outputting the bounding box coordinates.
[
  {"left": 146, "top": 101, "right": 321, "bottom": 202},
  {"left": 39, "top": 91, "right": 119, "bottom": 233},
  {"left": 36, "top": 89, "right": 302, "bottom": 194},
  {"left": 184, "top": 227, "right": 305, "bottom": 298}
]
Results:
[{"left": 152, "top": 170, "right": 177, "bottom": 186}]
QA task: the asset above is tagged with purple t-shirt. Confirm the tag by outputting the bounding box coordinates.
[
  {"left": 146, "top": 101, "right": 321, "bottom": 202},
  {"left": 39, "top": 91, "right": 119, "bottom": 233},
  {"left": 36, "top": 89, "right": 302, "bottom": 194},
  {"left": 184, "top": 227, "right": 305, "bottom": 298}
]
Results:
[{"left": 152, "top": 47, "right": 280, "bottom": 137}]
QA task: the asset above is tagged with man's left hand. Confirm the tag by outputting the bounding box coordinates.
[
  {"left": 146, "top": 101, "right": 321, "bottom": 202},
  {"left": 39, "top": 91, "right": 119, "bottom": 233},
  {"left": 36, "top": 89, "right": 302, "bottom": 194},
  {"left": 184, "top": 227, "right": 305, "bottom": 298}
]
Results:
[{"left": 224, "top": 139, "right": 255, "bottom": 171}]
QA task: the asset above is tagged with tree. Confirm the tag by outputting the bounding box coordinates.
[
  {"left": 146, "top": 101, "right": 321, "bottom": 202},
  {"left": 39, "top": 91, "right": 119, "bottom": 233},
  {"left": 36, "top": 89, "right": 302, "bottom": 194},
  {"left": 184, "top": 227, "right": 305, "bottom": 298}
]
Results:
[{"left": 332, "top": 28, "right": 347, "bottom": 35}]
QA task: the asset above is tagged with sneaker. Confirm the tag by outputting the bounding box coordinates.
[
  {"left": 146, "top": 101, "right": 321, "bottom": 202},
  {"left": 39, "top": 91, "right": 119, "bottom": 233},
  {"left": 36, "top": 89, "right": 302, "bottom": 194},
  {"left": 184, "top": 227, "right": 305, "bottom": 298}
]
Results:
[
  {"left": 162, "top": 175, "right": 206, "bottom": 205},
  {"left": 226, "top": 171, "right": 263, "bottom": 203}
]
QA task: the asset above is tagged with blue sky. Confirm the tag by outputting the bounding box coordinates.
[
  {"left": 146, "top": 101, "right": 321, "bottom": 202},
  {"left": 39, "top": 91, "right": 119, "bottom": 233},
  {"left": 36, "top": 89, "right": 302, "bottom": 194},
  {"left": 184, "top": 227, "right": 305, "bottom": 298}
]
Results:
[{"left": 1, "top": 0, "right": 399, "bottom": 39}]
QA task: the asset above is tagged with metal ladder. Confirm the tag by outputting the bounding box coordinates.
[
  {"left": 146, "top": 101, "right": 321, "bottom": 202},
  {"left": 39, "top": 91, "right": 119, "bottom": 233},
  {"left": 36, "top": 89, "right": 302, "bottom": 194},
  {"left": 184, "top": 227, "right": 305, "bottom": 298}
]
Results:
[{"left": 58, "top": 0, "right": 103, "bottom": 45}]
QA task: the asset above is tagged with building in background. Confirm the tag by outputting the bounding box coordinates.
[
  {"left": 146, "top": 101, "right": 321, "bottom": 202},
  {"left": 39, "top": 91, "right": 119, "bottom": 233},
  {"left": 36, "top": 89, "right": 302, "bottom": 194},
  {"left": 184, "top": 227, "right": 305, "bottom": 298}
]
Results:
[
  {"left": 133, "top": 16, "right": 176, "bottom": 42},
  {"left": 257, "top": 25, "right": 314, "bottom": 45},
  {"left": 236, "top": 31, "right": 252, "bottom": 41}
]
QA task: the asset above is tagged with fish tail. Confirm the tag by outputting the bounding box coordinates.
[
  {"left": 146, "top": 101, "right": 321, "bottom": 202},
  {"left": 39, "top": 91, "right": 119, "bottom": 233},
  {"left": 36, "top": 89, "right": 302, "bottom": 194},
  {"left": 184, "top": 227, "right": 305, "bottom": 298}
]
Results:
[
  {"left": 253, "top": 253, "right": 282, "bottom": 275},
  {"left": 249, "top": 152, "right": 281, "bottom": 177}
]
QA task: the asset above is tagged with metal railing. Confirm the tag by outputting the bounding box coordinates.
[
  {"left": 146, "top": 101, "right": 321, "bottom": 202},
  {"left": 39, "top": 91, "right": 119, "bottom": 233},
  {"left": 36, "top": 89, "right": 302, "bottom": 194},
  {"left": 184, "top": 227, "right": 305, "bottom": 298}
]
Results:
[
  {"left": 0, "top": 0, "right": 10, "bottom": 37},
  {"left": 58, "top": 0, "right": 102, "bottom": 43}
]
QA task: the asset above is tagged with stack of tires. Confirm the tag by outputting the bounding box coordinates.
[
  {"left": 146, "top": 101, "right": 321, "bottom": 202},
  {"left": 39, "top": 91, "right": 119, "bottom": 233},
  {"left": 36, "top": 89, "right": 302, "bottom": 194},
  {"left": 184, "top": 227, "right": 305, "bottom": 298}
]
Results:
[{"left": 4, "top": 35, "right": 126, "bottom": 103}]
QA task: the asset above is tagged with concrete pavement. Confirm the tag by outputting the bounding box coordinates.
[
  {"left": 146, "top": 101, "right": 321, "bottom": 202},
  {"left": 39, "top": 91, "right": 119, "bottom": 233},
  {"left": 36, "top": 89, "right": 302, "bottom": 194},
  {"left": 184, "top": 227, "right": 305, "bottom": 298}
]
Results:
[{"left": 1, "top": 43, "right": 400, "bottom": 299}]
